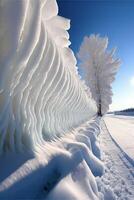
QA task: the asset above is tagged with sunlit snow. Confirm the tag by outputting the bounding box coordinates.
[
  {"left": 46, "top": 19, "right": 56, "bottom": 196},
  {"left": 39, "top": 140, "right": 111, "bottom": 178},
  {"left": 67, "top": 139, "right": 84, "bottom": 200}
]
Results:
[{"left": 0, "top": 0, "right": 133, "bottom": 200}]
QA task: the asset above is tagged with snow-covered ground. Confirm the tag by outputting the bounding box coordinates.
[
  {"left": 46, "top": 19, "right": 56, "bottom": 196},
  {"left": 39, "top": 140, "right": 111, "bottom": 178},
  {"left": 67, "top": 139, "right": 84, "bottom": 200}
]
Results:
[
  {"left": 0, "top": 116, "right": 134, "bottom": 200},
  {"left": 1, "top": 0, "right": 133, "bottom": 199},
  {"left": 0, "top": 118, "right": 105, "bottom": 200},
  {"left": 104, "top": 115, "right": 134, "bottom": 165},
  {"left": 97, "top": 118, "right": 134, "bottom": 200}
]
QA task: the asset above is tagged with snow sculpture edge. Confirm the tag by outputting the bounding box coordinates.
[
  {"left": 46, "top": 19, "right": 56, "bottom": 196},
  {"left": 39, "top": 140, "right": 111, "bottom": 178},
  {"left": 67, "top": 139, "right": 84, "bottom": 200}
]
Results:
[{"left": 0, "top": 0, "right": 97, "bottom": 153}]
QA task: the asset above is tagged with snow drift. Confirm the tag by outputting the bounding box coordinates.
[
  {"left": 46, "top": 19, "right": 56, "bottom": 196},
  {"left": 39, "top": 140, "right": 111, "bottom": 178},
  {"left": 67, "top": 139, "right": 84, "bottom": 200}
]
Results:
[
  {"left": 0, "top": 119, "right": 104, "bottom": 200},
  {"left": 0, "top": 0, "right": 97, "bottom": 153},
  {"left": 0, "top": 1, "right": 107, "bottom": 200}
]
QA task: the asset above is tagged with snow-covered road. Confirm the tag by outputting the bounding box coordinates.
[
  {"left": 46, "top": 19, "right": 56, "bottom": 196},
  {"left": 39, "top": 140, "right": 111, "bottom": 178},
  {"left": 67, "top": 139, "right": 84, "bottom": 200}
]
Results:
[
  {"left": 98, "top": 119, "right": 134, "bottom": 199},
  {"left": 104, "top": 115, "right": 134, "bottom": 165}
]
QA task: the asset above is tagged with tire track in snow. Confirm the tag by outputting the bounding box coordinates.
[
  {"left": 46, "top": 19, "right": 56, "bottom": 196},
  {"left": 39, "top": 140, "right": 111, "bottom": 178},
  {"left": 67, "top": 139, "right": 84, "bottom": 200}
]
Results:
[{"left": 98, "top": 120, "right": 134, "bottom": 200}]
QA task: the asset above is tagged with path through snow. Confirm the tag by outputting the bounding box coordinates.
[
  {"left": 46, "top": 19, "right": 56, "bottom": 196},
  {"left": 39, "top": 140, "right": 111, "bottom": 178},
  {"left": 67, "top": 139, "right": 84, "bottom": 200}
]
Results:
[
  {"left": 104, "top": 115, "right": 134, "bottom": 163},
  {"left": 97, "top": 120, "right": 134, "bottom": 200}
]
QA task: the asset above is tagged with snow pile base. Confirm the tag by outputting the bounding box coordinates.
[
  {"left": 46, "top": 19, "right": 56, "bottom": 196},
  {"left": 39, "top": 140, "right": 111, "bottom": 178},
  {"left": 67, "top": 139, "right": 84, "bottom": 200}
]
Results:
[{"left": 0, "top": 118, "right": 105, "bottom": 200}]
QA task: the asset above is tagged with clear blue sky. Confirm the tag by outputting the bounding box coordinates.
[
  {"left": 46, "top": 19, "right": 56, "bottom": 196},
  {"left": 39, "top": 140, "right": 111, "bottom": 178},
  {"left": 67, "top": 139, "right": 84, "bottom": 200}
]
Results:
[{"left": 57, "top": 0, "right": 134, "bottom": 111}]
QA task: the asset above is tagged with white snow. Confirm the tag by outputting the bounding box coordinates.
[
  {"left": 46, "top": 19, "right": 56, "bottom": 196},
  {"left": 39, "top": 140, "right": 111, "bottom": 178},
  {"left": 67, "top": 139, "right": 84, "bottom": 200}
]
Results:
[
  {"left": 45, "top": 160, "right": 100, "bottom": 200},
  {"left": 97, "top": 118, "right": 134, "bottom": 200},
  {"left": 0, "top": 1, "right": 103, "bottom": 199},
  {"left": 1, "top": 116, "right": 133, "bottom": 200},
  {"left": 0, "top": 119, "right": 104, "bottom": 200},
  {"left": 0, "top": 0, "right": 96, "bottom": 154},
  {"left": 0, "top": 0, "right": 134, "bottom": 199},
  {"left": 104, "top": 115, "right": 134, "bottom": 165}
]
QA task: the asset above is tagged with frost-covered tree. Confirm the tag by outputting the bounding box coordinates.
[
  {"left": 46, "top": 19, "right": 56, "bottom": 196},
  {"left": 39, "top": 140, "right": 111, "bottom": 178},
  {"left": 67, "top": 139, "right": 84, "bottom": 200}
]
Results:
[{"left": 78, "top": 35, "right": 120, "bottom": 116}]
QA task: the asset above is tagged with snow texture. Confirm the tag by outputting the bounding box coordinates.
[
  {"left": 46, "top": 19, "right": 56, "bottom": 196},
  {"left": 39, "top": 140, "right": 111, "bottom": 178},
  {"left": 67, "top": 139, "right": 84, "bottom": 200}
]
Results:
[
  {"left": 77, "top": 35, "right": 120, "bottom": 114},
  {"left": 1, "top": 1, "right": 131, "bottom": 200},
  {"left": 104, "top": 115, "right": 134, "bottom": 166},
  {"left": 0, "top": 0, "right": 97, "bottom": 154},
  {"left": 97, "top": 119, "right": 134, "bottom": 200},
  {"left": 1, "top": 116, "right": 133, "bottom": 200},
  {"left": 0, "top": 118, "right": 104, "bottom": 200}
]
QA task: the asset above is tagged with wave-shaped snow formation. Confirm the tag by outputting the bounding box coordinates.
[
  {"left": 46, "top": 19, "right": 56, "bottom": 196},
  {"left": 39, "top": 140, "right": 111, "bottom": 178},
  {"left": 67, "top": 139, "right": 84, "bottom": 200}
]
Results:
[{"left": 0, "top": 0, "right": 97, "bottom": 153}]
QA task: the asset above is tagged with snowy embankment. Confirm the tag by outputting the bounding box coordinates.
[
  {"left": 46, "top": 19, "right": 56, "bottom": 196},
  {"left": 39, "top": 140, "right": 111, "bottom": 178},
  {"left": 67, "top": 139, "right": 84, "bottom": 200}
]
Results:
[
  {"left": 0, "top": 0, "right": 108, "bottom": 199},
  {"left": 0, "top": 0, "right": 96, "bottom": 153},
  {"left": 104, "top": 115, "right": 134, "bottom": 166},
  {"left": 0, "top": 118, "right": 105, "bottom": 200}
]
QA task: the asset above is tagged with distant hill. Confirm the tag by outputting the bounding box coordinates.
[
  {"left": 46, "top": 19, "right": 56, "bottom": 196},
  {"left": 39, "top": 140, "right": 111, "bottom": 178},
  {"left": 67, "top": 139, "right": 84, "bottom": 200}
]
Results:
[
  {"left": 108, "top": 108, "right": 134, "bottom": 115},
  {"left": 108, "top": 108, "right": 134, "bottom": 116},
  {"left": 118, "top": 108, "right": 134, "bottom": 113}
]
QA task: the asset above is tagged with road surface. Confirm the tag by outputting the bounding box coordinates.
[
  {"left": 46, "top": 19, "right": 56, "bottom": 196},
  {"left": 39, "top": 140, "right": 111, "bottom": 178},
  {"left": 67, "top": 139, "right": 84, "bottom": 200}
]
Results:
[
  {"left": 104, "top": 115, "right": 134, "bottom": 164},
  {"left": 99, "top": 118, "right": 134, "bottom": 199}
]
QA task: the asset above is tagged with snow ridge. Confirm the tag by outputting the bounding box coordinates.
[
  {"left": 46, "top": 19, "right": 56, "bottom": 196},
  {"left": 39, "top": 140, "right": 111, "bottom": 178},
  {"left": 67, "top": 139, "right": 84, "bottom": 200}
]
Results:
[
  {"left": 0, "top": 0, "right": 96, "bottom": 153},
  {"left": 0, "top": 118, "right": 104, "bottom": 200}
]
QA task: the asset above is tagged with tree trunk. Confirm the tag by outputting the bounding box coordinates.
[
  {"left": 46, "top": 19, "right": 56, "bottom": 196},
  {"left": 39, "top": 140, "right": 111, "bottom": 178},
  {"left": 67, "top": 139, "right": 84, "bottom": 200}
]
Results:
[{"left": 98, "top": 100, "right": 102, "bottom": 116}]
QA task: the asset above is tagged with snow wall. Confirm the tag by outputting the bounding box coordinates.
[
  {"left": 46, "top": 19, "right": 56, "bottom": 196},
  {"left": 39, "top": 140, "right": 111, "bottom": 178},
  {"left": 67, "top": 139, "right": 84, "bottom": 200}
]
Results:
[{"left": 0, "top": 0, "right": 97, "bottom": 153}]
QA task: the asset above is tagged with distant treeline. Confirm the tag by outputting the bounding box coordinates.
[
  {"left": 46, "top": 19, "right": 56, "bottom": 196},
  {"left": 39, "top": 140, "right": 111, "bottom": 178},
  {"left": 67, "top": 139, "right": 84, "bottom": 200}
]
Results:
[
  {"left": 116, "top": 108, "right": 134, "bottom": 113},
  {"left": 108, "top": 108, "right": 134, "bottom": 114}
]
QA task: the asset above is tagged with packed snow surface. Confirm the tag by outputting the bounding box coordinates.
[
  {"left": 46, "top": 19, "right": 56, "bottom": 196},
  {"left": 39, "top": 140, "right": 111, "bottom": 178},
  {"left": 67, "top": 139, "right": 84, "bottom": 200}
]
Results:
[
  {"left": 104, "top": 115, "right": 134, "bottom": 165},
  {"left": 97, "top": 119, "right": 134, "bottom": 200}
]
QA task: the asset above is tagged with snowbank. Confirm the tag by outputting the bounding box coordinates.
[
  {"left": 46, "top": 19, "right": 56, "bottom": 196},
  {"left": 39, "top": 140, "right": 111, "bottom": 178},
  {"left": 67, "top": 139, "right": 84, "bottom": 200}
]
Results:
[
  {"left": 0, "top": 0, "right": 107, "bottom": 199},
  {"left": 0, "top": 0, "right": 96, "bottom": 154},
  {"left": 0, "top": 118, "right": 104, "bottom": 200}
]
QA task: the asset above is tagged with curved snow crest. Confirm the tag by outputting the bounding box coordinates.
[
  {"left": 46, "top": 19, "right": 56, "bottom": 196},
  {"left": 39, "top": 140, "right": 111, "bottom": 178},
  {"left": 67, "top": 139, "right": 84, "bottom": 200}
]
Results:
[
  {"left": 0, "top": 119, "right": 104, "bottom": 200},
  {"left": 0, "top": 0, "right": 97, "bottom": 153}
]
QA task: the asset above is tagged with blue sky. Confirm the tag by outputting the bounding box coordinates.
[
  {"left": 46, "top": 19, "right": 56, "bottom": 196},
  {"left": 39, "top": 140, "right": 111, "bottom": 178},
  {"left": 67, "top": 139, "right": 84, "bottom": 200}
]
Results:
[{"left": 57, "top": 0, "right": 134, "bottom": 111}]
